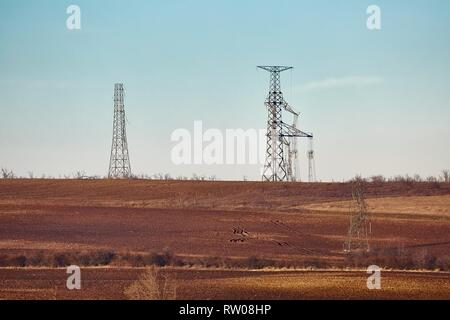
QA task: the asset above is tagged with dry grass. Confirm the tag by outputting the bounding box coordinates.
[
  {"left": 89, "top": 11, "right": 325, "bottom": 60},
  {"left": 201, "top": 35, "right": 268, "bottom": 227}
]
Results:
[
  {"left": 123, "top": 267, "right": 176, "bottom": 300},
  {"left": 302, "top": 195, "right": 450, "bottom": 219},
  {"left": 183, "top": 270, "right": 450, "bottom": 300}
]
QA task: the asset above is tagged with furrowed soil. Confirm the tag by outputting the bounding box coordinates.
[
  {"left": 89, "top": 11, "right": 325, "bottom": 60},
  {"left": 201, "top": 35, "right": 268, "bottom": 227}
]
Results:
[
  {"left": 0, "top": 180, "right": 449, "bottom": 300},
  {"left": 1, "top": 268, "right": 449, "bottom": 300}
]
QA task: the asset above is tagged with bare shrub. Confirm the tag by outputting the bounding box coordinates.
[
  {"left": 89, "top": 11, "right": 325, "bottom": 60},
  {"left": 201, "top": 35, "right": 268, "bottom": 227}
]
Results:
[
  {"left": 0, "top": 254, "right": 26, "bottom": 267},
  {"left": 0, "top": 255, "right": 8, "bottom": 267},
  {"left": 28, "top": 251, "right": 48, "bottom": 266},
  {"left": 369, "top": 175, "right": 386, "bottom": 184},
  {"left": 124, "top": 267, "right": 176, "bottom": 300},
  {"left": 412, "top": 249, "right": 437, "bottom": 269},
  {"left": 53, "top": 253, "right": 71, "bottom": 267},
  {"left": 47, "top": 250, "right": 117, "bottom": 267},
  {"left": 441, "top": 170, "right": 450, "bottom": 183},
  {"left": 152, "top": 173, "right": 163, "bottom": 180},
  {"left": 1, "top": 168, "right": 15, "bottom": 179},
  {"left": 199, "top": 256, "right": 224, "bottom": 268},
  {"left": 95, "top": 250, "right": 116, "bottom": 265},
  {"left": 349, "top": 175, "right": 367, "bottom": 183},
  {"left": 74, "top": 171, "right": 87, "bottom": 179},
  {"left": 191, "top": 174, "right": 206, "bottom": 181},
  {"left": 403, "top": 175, "right": 414, "bottom": 185},
  {"left": 345, "top": 245, "right": 446, "bottom": 271},
  {"left": 389, "top": 174, "right": 416, "bottom": 185},
  {"left": 144, "top": 248, "right": 178, "bottom": 266},
  {"left": 123, "top": 253, "right": 145, "bottom": 267},
  {"left": 246, "top": 256, "right": 275, "bottom": 269},
  {"left": 12, "top": 255, "right": 28, "bottom": 267},
  {"left": 436, "top": 256, "right": 449, "bottom": 271},
  {"left": 145, "top": 253, "right": 167, "bottom": 267},
  {"left": 78, "top": 250, "right": 116, "bottom": 266}
]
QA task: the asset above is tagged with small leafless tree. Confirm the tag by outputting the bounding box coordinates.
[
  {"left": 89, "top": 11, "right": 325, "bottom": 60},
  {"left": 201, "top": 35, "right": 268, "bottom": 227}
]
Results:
[
  {"left": 75, "top": 171, "right": 87, "bottom": 179},
  {"left": 153, "top": 173, "right": 163, "bottom": 180},
  {"left": 349, "top": 175, "right": 367, "bottom": 183},
  {"left": 1, "top": 168, "right": 15, "bottom": 179},
  {"left": 441, "top": 170, "right": 450, "bottom": 183},
  {"left": 369, "top": 175, "right": 385, "bottom": 183}
]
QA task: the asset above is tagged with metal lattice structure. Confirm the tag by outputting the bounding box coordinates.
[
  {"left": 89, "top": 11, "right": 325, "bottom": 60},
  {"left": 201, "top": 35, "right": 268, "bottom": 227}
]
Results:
[
  {"left": 108, "top": 83, "right": 131, "bottom": 178},
  {"left": 344, "top": 180, "right": 371, "bottom": 252},
  {"left": 258, "top": 66, "right": 313, "bottom": 182},
  {"left": 307, "top": 136, "right": 316, "bottom": 183}
]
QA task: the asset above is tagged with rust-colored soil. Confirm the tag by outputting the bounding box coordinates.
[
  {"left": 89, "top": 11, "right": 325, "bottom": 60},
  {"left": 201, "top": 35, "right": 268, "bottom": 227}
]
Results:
[
  {"left": 0, "top": 180, "right": 449, "bottom": 299},
  {"left": 0, "top": 268, "right": 448, "bottom": 300}
]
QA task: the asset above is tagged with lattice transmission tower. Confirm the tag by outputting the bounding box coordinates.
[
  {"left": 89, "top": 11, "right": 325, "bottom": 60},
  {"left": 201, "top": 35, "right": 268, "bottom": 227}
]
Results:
[
  {"left": 344, "top": 179, "right": 371, "bottom": 253},
  {"left": 307, "top": 136, "right": 316, "bottom": 182},
  {"left": 258, "top": 66, "right": 313, "bottom": 182},
  {"left": 108, "top": 83, "right": 131, "bottom": 178}
]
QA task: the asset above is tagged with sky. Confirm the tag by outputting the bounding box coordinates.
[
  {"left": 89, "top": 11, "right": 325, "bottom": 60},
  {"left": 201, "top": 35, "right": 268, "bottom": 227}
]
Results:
[{"left": 0, "top": 0, "right": 449, "bottom": 181}]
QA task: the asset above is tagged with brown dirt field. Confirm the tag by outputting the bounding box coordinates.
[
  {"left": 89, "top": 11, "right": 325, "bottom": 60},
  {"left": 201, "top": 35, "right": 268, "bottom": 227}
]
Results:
[
  {"left": 0, "top": 268, "right": 448, "bottom": 300},
  {"left": 0, "top": 180, "right": 449, "bottom": 299},
  {"left": 302, "top": 195, "right": 450, "bottom": 219}
]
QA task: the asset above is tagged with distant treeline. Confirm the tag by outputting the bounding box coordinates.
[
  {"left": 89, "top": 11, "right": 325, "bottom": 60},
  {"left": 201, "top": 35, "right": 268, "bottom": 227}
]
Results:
[
  {"left": 1, "top": 167, "right": 450, "bottom": 183},
  {"left": 0, "top": 247, "right": 448, "bottom": 271},
  {"left": 0, "top": 168, "right": 217, "bottom": 181},
  {"left": 350, "top": 170, "right": 450, "bottom": 184}
]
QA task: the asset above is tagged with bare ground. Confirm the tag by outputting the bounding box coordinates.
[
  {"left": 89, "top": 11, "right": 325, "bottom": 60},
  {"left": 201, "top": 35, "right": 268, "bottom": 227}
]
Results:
[
  {"left": 0, "top": 180, "right": 449, "bottom": 299},
  {"left": 0, "top": 268, "right": 449, "bottom": 300}
]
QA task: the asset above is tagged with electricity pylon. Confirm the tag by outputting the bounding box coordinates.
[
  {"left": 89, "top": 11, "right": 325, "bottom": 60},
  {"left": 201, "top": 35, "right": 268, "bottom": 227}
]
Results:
[
  {"left": 108, "top": 83, "right": 131, "bottom": 178},
  {"left": 258, "top": 66, "right": 312, "bottom": 182},
  {"left": 344, "top": 179, "right": 371, "bottom": 252},
  {"left": 307, "top": 136, "right": 316, "bottom": 182}
]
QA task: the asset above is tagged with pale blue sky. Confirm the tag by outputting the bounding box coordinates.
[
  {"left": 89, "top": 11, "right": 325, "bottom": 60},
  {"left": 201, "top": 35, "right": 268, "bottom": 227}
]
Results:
[{"left": 0, "top": 0, "right": 449, "bottom": 180}]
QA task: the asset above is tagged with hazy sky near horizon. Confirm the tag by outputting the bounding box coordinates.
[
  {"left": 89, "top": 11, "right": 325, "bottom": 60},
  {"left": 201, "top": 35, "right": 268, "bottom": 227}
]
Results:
[{"left": 0, "top": 0, "right": 449, "bottom": 181}]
